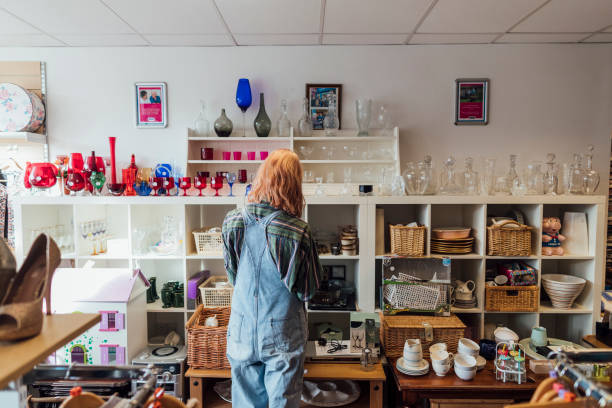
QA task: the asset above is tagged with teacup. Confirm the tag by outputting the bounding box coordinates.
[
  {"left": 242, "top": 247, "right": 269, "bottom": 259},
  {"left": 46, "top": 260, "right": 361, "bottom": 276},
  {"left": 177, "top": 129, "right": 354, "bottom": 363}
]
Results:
[
  {"left": 454, "top": 364, "right": 476, "bottom": 381},
  {"left": 454, "top": 354, "right": 477, "bottom": 370},
  {"left": 458, "top": 338, "right": 479, "bottom": 357},
  {"left": 531, "top": 326, "right": 548, "bottom": 348},
  {"left": 403, "top": 350, "right": 423, "bottom": 364},
  {"left": 431, "top": 350, "right": 453, "bottom": 365},
  {"left": 429, "top": 343, "right": 447, "bottom": 354},
  {"left": 433, "top": 362, "right": 451, "bottom": 377}
]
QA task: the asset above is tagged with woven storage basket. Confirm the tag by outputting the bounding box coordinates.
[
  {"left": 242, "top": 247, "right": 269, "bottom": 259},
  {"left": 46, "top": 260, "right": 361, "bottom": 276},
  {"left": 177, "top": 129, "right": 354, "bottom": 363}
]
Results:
[
  {"left": 389, "top": 225, "right": 426, "bottom": 256},
  {"left": 199, "top": 276, "right": 233, "bottom": 308},
  {"left": 381, "top": 315, "right": 465, "bottom": 359},
  {"left": 192, "top": 227, "right": 223, "bottom": 256},
  {"left": 186, "top": 305, "right": 231, "bottom": 369},
  {"left": 485, "top": 285, "right": 538, "bottom": 312},
  {"left": 487, "top": 220, "right": 533, "bottom": 257}
]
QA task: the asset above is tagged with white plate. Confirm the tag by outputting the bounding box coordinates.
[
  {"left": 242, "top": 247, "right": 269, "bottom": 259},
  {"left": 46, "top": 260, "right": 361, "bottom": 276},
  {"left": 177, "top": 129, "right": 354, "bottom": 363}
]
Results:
[{"left": 397, "top": 358, "right": 429, "bottom": 375}]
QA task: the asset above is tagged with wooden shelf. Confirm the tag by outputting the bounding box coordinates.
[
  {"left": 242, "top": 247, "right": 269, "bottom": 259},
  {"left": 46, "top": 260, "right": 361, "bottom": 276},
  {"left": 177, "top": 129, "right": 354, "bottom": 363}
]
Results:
[
  {"left": 0, "top": 313, "right": 99, "bottom": 389},
  {"left": 188, "top": 136, "right": 290, "bottom": 142},
  {"left": 188, "top": 160, "right": 263, "bottom": 164}
]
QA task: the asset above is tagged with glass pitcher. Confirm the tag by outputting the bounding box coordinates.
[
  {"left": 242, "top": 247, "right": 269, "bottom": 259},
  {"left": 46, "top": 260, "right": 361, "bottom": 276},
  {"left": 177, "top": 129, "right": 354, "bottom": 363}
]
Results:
[
  {"left": 193, "top": 100, "right": 210, "bottom": 137},
  {"left": 568, "top": 153, "right": 586, "bottom": 195},
  {"left": 583, "top": 145, "right": 600, "bottom": 194},
  {"left": 297, "top": 97, "right": 312, "bottom": 137},
  {"left": 505, "top": 154, "right": 520, "bottom": 192},
  {"left": 323, "top": 95, "right": 339, "bottom": 137}
]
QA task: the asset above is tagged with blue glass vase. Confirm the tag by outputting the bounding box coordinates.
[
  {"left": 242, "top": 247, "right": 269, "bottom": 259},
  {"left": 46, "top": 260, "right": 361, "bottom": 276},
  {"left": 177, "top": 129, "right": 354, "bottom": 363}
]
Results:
[{"left": 236, "top": 78, "right": 252, "bottom": 137}]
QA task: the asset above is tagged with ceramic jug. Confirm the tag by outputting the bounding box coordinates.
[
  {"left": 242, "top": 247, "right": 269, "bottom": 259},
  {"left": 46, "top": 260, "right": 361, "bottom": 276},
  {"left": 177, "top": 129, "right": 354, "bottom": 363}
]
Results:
[{"left": 453, "top": 280, "right": 475, "bottom": 301}]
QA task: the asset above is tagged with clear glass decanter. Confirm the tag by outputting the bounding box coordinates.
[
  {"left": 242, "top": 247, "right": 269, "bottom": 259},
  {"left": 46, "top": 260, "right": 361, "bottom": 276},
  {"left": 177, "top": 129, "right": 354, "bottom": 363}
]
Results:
[
  {"left": 480, "top": 158, "right": 496, "bottom": 195},
  {"left": 423, "top": 155, "right": 436, "bottom": 194},
  {"left": 543, "top": 153, "right": 558, "bottom": 195},
  {"left": 194, "top": 100, "right": 210, "bottom": 137},
  {"left": 462, "top": 157, "right": 479, "bottom": 195},
  {"left": 323, "top": 96, "right": 339, "bottom": 137},
  {"left": 276, "top": 99, "right": 291, "bottom": 138},
  {"left": 505, "top": 154, "right": 520, "bottom": 192},
  {"left": 297, "top": 97, "right": 312, "bottom": 137},
  {"left": 568, "top": 153, "right": 586, "bottom": 195},
  {"left": 583, "top": 145, "right": 600, "bottom": 194},
  {"left": 525, "top": 161, "right": 544, "bottom": 195},
  {"left": 439, "top": 156, "right": 463, "bottom": 195}
]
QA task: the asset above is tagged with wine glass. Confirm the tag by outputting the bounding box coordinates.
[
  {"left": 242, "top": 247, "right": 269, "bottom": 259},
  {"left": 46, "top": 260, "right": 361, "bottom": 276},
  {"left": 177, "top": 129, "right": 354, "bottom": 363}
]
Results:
[
  {"left": 211, "top": 176, "right": 223, "bottom": 197},
  {"left": 65, "top": 172, "right": 85, "bottom": 195},
  {"left": 179, "top": 177, "right": 191, "bottom": 196},
  {"left": 163, "top": 177, "right": 175, "bottom": 197},
  {"left": 226, "top": 172, "right": 237, "bottom": 197},
  {"left": 236, "top": 78, "right": 252, "bottom": 137},
  {"left": 150, "top": 177, "right": 163, "bottom": 196},
  {"left": 195, "top": 176, "right": 207, "bottom": 196}
]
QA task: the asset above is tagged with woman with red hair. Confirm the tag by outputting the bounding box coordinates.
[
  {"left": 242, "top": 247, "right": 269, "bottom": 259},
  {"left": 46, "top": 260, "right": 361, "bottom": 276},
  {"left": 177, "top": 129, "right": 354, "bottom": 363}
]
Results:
[{"left": 222, "top": 149, "right": 321, "bottom": 407}]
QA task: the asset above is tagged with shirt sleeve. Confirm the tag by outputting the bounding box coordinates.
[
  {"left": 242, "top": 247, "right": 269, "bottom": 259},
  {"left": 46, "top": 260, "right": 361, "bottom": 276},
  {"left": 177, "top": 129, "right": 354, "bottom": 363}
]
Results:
[{"left": 222, "top": 212, "right": 243, "bottom": 286}]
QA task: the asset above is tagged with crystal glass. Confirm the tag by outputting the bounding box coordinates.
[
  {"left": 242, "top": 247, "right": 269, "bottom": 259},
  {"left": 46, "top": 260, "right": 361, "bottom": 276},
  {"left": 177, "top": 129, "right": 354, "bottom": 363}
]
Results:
[
  {"left": 27, "top": 163, "right": 58, "bottom": 190},
  {"left": 568, "top": 153, "right": 586, "bottom": 195},
  {"left": 480, "top": 158, "right": 496, "bottom": 195},
  {"left": 236, "top": 79, "right": 252, "bottom": 137},
  {"left": 65, "top": 172, "right": 85, "bottom": 195},
  {"left": 194, "top": 100, "right": 210, "bottom": 137},
  {"left": 525, "top": 161, "right": 544, "bottom": 195},
  {"left": 323, "top": 95, "right": 339, "bottom": 137},
  {"left": 150, "top": 177, "right": 163, "bottom": 196},
  {"left": 439, "top": 156, "right": 462, "bottom": 195},
  {"left": 179, "top": 177, "right": 191, "bottom": 196},
  {"left": 304, "top": 170, "right": 314, "bottom": 183},
  {"left": 543, "top": 153, "right": 558, "bottom": 195},
  {"left": 462, "top": 157, "right": 479, "bottom": 195},
  {"left": 211, "top": 176, "right": 224, "bottom": 196},
  {"left": 298, "top": 145, "right": 314, "bottom": 160},
  {"left": 160, "top": 215, "right": 179, "bottom": 255},
  {"left": 391, "top": 175, "right": 406, "bottom": 196},
  {"left": 226, "top": 172, "right": 237, "bottom": 197},
  {"left": 276, "top": 99, "right": 291, "bottom": 138},
  {"left": 162, "top": 177, "right": 175, "bottom": 196},
  {"left": 326, "top": 171, "right": 335, "bottom": 183},
  {"left": 314, "top": 177, "right": 325, "bottom": 196},
  {"left": 356, "top": 99, "right": 371, "bottom": 137},
  {"left": 195, "top": 176, "right": 207, "bottom": 196},
  {"left": 297, "top": 97, "right": 312, "bottom": 137},
  {"left": 320, "top": 145, "right": 335, "bottom": 160},
  {"left": 342, "top": 145, "right": 357, "bottom": 160},
  {"left": 422, "top": 155, "right": 436, "bottom": 194},
  {"left": 583, "top": 145, "right": 600, "bottom": 194},
  {"left": 506, "top": 154, "right": 520, "bottom": 192},
  {"left": 214, "top": 109, "right": 233, "bottom": 137},
  {"left": 403, "top": 162, "right": 418, "bottom": 195}
]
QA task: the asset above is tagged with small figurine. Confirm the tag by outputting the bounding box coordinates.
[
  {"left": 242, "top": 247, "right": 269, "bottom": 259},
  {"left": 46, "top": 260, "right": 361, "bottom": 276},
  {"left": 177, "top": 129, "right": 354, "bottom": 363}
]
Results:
[{"left": 542, "top": 217, "right": 566, "bottom": 256}]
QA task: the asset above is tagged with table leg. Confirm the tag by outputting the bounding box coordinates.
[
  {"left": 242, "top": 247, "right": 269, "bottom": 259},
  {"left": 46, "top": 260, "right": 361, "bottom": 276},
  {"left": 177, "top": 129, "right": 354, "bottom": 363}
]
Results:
[
  {"left": 401, "top": 390, "right": 419, "bottom": 408},
  {"left": 190, "top": 377, "right": 204, "bottom": 407},
  {"left": 370, "top": 380, "right": 383, "bottom": 408}
]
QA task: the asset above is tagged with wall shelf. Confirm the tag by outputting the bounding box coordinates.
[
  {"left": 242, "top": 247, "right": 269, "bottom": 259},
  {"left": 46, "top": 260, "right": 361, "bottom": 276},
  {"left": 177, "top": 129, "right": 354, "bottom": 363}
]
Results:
[{"left": 0, "top": 131, "right": 47, "bottom": 144}]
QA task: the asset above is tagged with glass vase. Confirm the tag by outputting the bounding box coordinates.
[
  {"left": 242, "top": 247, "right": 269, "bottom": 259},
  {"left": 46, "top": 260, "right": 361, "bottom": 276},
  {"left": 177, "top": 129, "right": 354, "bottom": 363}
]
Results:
[
  {"left": 356, "top": 99, "right": 371, "bottom": 137},
  {"left": 462, "top": 157, "right": 479, "bottom": 195},
  {"left": 297, "top": 97, "right": 312, "bottom": 137},
  {"left": 254, "top": 93, "right": 271, "bottom": 138},
  {"left": 323, "top": 95, "right": 339, "bottom": 137},
  {"left": 568, "top": 153, "right": 586, "bottom": 195},
  {"left": 583, "top": 145, "right": 600, "bottom": 194},
  {"left": 276, "top": 99, "right": 291, "bottom": 138},
  {"left": 213, "top": 109, "right": 233, "bottom": 137},
  {"left": 439, "top": 156, "right": 462, "bottom": 195},
  {"left": 194, "top": 100, "right": 210, "bottom": 137}
]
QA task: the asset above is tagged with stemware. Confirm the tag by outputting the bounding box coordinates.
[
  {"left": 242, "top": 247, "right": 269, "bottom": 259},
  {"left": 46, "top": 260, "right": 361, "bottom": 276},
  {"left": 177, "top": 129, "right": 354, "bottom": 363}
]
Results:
[
  {"left": 356, "top": 99, "right": 371, "bottom": 137},
  {"left": 90, "top": 171, "right": 106, "bottom": 195},
  {"left": 298, "top": 145, "right": 314, "bottom": 160},
  {"left": 107, "top": 137, "right": 125, "bottom": 196},
  {"left": 543, "top": 153, "right": 559, "bottom": 195},
  {"left": 583, "top": 145, "right": 600, "bottom": 194},
  {"left": 65, "top": 171, "right": 85, "bottom": 195},
  {"left": 195, "top": 176, "right": 207, "bottom": 196},
  {"left": 211, "top": 176, "right": 224, "bottom": 197},
  {"left": 70, "top": 153, "right": 84, "bottom": 173},
  {"left": 323, "top": 95, "right": 339, "bottom": 137},
  {"left": 461, "top": 157, "right": 479, "bottom": 195},
  {"left": 439, "top": 156, "right": 462, "bottom": 195},
  {"left": 297, "top": 97, "right": 312, "bottom": 137},
  {"left": 179, "top": 177, "right": 191, "bottom": 196},
  {"left": 320, "top": 145, "right": 335, "bottom": 160},
  {"left": 568, "top": 153, "right": 586, "bottom": 195},
  {"left": 194, "top": 100, "right": 210, "bottom": 137},
  {"left": 163, "top": 177, "right": 175, "bottom": 197},
  {"left": 276, "top": 99, "right": 291, "bottom": 138},
  {"left": 226, "top": 172, "right": 237, "bottom": 197},
  {"left": 236, "top": 79, "right": 252, "bottom": 137},
  {"left": 151, "top": 177, "right": 163, "bottom": 196}
]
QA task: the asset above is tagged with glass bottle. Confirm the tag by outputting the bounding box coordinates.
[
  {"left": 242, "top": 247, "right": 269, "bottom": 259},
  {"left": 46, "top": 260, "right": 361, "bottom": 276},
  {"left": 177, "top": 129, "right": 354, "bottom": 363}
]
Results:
[
  {"left": 423, "top": 155, "right": 437, "bottom": 195},
  {"left": 439, "top": 156, "right": 462, "bottom": 195},
  {"left": 583, "top": 145, "right": 600, "bottom": 194},
  {"left": 213, "top": 109, "right": 233, "bottom": 137},
  {"left": 480, "top": 158, "right": 496, "bottom": 195},
  {"left": 403, "top": 162, "right": 417, "bottom": 195},
  {"left": 356, "top": 99, "right": 371, "bottom": 137},
  {"left": 276, "top": 99, "right": 291, "bottom": 138},
  {"left": 568, "top": 153, "right": 586, "bottom": 195},
  {"left": 323, "top": 95, "right": 339, "bottom": 137},
  {"left": 543, "top": 153, "right": 558, "bottom": 195},
  {"left": 194, "top": 100, "right": 210, "bottom": 137},
  {"left": 505, "top": 154, "right": 520, "bottom": 192},
  {"left": 462, "top": 157, "right": 479, "bottom": 195},
  {"left": 254, "top": 93, "right": 271, "bottom": 138},
  {"left": 525, "top": 161, "right": 544, "bottom": 195},
  {"left": 297, "top": 97, "right": 312, "bottom": 137}
]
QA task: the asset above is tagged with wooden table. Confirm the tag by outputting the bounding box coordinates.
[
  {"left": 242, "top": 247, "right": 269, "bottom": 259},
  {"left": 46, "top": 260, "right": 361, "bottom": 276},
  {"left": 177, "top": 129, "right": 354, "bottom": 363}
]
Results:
[
  {"left": 0, "top": 313, "right": 100, "bottom": 389},
  {"left": 187, "top": 362, "right": 386, "bottom": 408},
  {"left": 390, "top": 358, "right": 544, "bottom": 408},
  {"left": 583, "top": 335, "right": 611, "bottom": 348}
]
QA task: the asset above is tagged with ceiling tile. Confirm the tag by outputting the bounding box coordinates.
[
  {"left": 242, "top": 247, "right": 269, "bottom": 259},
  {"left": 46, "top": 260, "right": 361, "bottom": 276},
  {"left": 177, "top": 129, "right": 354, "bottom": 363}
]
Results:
[
  {"left": 512, "top": 0, "right": 612, "bottom": 32},
  {"left": 322, "top": 34, "right": 408, "bottom": 45},
  {"left": 235, "top": 34, "right": 319, "bottom": 45},
  {"left": 215, "top": 0, "right": 321, "bottom": 34},
  {"left": 418, "top": 0, "right": 546, "bottom": 33},
  {"left": 0, "top": 8, "right": 40, "bottom": 34},
  {"left": 56, "top": 34, "right": 148, "bottom": 46},
  {"left": 0, "top": 0, "right": 133, "bottom": 34},
  {"left": 582, "top": 33, "right": 612, "bottom": 43},
  {"left": 144, "top": 34, "right": 233, "bottom": 46},
  {"left": 0, "top": 34, "right": 63, "bottom": 46},
  {"left": 495, "top": 33, "right": 586, "bottom": 43},
  {"left": 324, "top": 0, "right": 433, "bottom": 34},
  {"left": 409, "top": 33, "right": 497, "bottom": 44},
  {"left": 101, "top": 0, "right": 227, "bottom": 34}
]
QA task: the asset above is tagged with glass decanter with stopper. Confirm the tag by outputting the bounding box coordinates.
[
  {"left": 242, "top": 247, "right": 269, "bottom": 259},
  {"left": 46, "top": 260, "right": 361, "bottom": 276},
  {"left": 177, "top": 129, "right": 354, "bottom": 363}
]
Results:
[
  {"left": 583, "top": 145, "right": 600, "bottom": 194},
  {"left": 297, "top": 97, "right": 312, "bottom": 137},
  {"left": 461, "top": 157, "right": 479, "bottom": 195},
  {"left": 276, "top": 99, "right": 291, "bottom": 138},
  {"left": 193, "top": 100, "right": 210, "bottom": 137},
  {"left": 323, "top": 95, "right": 339, "bottom": 137},
  {"left": 525, "top": 161, "right": 544, "bottom": 195},
  {"left": 543, "top": 153, "right": 558, "bottom": 195},
  {"left": 439, "top": 156, "right": 463, "bottom": 195},
  {"left": 423, "top": 155, "right": 436, "bottom": 194},
  {"left": 568, "top": 153, "right": 586, "bottom": 194},
  {"left": 505, "top": 154, "right": 520, "bottom": 192}
]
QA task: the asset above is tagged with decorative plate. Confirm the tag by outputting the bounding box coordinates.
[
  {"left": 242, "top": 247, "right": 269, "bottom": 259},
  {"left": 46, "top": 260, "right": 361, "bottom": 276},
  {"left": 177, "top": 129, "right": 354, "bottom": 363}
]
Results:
[
  {"left": 301, "top": 380, "right": 361, "bottom": 407},
  {"left": 0, "top": 82, "right": 45, "bottom": 132},
  {"left": 518, "top": 337, "right": 584, "bottom": 360}
]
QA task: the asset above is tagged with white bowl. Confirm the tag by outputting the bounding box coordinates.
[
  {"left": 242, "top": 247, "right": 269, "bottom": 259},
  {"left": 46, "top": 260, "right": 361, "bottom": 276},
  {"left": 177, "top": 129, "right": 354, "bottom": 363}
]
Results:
[
  {"left": 454, "top": 354, "right": 477, "bottom": 370},
  {"left": 494, "top": 327, "right": 519, "bottom": 344},
  {"left": 458, "top": 338, "right": 479, "bottom": 357},
  {"left": 542, "top": 274, "right": 586, "bottom": 308},
  {"left": 455, "top": 365, "right": 476, "bottom": 381}
]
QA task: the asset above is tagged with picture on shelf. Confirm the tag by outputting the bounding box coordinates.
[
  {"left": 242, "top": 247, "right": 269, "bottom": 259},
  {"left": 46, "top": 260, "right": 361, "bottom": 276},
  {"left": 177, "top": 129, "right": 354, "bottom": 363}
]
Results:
[
  {"left": 306, "top": 83, "right": 342, "bottom": 130},
  {"left": 135, "top": 82, "right": 167, "bottom": 128},
  {"left": 454, "top": 78, "right": 489, "bottom": 126}
]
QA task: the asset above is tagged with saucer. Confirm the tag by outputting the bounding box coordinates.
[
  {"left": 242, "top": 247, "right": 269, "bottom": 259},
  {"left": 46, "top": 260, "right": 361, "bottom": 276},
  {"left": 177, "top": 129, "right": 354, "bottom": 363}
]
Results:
[{"left": 397, "top": 358, "right": 429, "bottom": 376}]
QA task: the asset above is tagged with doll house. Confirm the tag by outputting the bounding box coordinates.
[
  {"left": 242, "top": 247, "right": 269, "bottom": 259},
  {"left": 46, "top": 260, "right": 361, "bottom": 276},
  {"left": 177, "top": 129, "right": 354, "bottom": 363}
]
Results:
[{"left": 51, "top": 267, "right": 149, "bottom": 366}]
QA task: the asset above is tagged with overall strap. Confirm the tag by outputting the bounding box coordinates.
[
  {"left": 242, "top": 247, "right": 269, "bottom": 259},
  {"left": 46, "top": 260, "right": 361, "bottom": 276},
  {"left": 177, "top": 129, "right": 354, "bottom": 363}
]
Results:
[
  {"left": 261, "top": 210, "right": 282, "bottom": 227},
  {"left": 241, "top": 206, "right": 255, "bottom": 225}
]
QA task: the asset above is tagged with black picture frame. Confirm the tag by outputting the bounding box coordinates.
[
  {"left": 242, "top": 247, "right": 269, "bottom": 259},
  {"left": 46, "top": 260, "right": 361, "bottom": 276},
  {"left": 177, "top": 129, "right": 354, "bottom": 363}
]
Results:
[
  {"left": 330, "top": 265, "right": 346, "bottom": 280},
  {"left": 306, "top": 83, "right": 342, "bottom": 130}
]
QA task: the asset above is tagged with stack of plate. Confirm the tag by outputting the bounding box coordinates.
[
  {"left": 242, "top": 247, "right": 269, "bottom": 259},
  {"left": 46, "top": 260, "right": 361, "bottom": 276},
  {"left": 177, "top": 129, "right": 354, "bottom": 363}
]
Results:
[
  {"left": 453, "top": 296, "right": 477, "bottom": 309},
  {"left": 396, "top": 357, "right": 429, "bottom": 376},
  {"left": 541, "top": 274, "right": 586, "bottom": 308},
  {"left": 431, "top": 237, "right": 474, "bottom": 254}
]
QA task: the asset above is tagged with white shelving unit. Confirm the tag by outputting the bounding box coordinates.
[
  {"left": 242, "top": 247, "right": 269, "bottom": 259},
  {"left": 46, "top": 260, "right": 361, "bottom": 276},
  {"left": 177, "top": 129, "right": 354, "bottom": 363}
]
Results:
[{"left": 13, "top": 194, "right": 606, "bottom": 345}]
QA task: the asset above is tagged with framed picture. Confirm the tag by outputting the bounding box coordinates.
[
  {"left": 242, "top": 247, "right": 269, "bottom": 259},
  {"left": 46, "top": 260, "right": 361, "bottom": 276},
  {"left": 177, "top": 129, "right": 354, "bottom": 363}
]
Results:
[
  {"left": 455, "top": 78, "right": 489, "bottom": 125},
  {"left": 135, "top": 82, "right": 167, "bottom": 128},
  {"left": 330, "top": 265, "right": 346, "bottom": 280},
  {"left": 306, "top": 83, "right": 342, "bottom": 130}
]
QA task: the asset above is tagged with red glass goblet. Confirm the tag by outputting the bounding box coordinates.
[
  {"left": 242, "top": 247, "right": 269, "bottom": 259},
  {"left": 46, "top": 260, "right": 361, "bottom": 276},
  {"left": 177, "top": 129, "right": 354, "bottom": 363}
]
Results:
[
  {"left": 151, "top": 177, "right": 163, "bottom": 196},
  {"left": 179, "top": 177, "right": 191, "bottom": 196},
  {"left": 65, "top": 171, "right": 85, "bottom": 195},
  {"left": 194, "top": 176, "right": 207, "bottom": 196},
  {"left": 211, "top": 176, "right": 224, "bottom": 197},
  {"left": 163, "top": 177, "right": 175, "bottom": 197}
]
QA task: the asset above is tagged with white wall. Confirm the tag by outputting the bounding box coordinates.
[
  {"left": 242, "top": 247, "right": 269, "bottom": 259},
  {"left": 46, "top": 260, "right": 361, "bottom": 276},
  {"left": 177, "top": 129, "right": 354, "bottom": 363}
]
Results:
[{"left": 1, "top": 44, "right": 611, "bottom": 179}]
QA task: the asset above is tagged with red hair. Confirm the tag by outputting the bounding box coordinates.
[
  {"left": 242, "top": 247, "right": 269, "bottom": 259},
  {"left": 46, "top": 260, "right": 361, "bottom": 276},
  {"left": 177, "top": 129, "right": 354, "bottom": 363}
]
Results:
[{"left": 248, "top": 149, "right": 304, "bottom": 217}]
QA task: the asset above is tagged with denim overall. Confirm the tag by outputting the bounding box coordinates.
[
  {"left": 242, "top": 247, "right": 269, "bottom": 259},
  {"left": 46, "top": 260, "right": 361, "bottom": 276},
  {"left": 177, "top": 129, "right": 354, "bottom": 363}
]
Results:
[{"left": 227, "top": 208, "right": 307, "bottom": 408}]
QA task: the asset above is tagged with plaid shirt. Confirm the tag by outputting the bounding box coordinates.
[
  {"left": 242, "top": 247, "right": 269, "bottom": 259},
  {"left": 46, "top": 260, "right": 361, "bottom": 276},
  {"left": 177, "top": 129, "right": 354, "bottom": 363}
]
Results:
[{"left": 222, "top": 202, "right": 322, "bottom": 302}]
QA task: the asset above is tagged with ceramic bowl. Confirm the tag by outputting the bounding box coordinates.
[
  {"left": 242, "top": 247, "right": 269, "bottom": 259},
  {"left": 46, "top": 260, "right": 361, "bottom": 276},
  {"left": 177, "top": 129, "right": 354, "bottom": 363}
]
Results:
[
  {"left": 454, "top": 364, "right": 476, "bottom": 381},
  {"left": 494, "top": 327, "right": 519, "bottom": 344},
  {"left": 454, "top": 354, "right": 477, "bottom": 370},
  {"left": 432, "top": 227, "right": 471, "bottom": 240},
  {"left": 457, "top": 338, "right": 479, "bottom": 357},
  {"left": 541, "top": 274, "right": 586, "bottom": 309}
]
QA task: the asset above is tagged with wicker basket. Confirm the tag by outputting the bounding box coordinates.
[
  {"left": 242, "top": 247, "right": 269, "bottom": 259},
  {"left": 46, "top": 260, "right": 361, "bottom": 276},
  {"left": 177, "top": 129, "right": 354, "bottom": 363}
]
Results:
[
  {"left": 487, "top": 220, "right": 533, "bottom": 257},
  {"left": 389, "top": 225, "right": 426, "bottom": 256},
  {"left": 485, "top": 285, "right": 538, "bottom": 312},
  {"left": 192, "top": 227, "right": 223, "bottom": 256},
  {"left": 199, "top": 276, "right": 233, "bottom": 308},
  {"left": 381, "top": 315, "right": 466, "bottom": 359},
  {"left": 186, "top": 305, "right": 231, "bottom": 369}
]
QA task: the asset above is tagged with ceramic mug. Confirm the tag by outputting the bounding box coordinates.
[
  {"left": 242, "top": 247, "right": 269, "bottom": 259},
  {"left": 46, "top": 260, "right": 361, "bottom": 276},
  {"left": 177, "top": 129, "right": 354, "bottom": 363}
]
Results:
[
  {"left": 454, "top": 354, "right": 477, "bottom": 370},
  {"left": 429, "top": 343, "right": 447, "bottom": 354},
  {"left": 458, "top": 338, "right": 479, "bottom": 357},
  {"left": 531, "top": 326, "right": 548, "bottom": 348},
  {"left": 431, "top": 350, "right": 453, "bottom": 365},
  {"left": 433, "top": 361, "right": 451, "bottom": 377}
]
